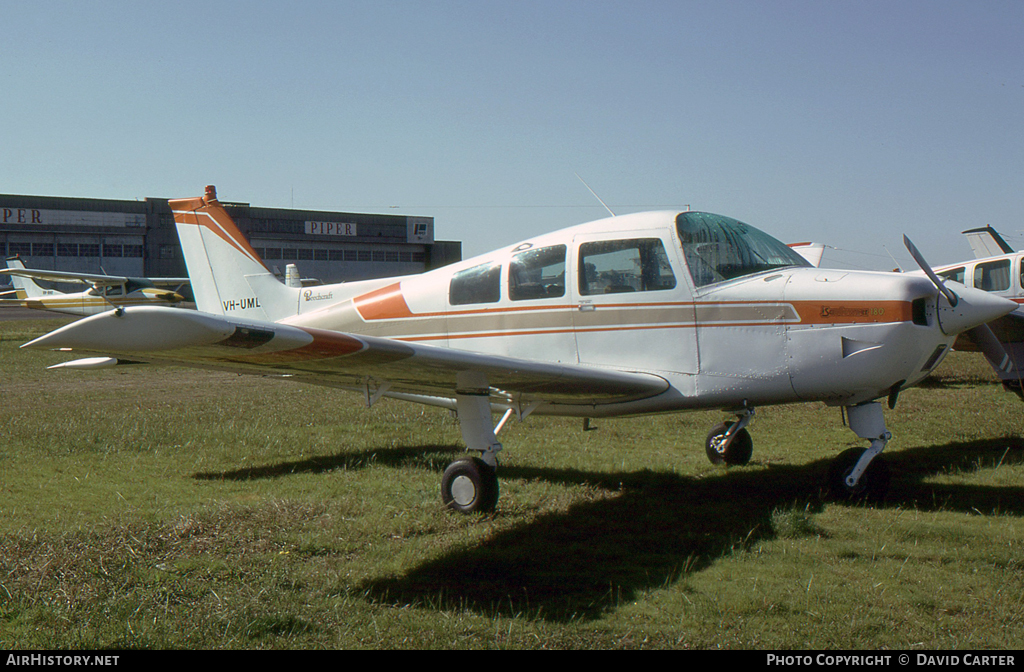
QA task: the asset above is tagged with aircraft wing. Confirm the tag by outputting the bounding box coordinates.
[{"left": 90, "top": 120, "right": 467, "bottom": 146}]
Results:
[
  {"left": 147, "top": 277, "right": 192, "bottom": 287},
  {"left": 0, "top": 268, "right": 131, "bottom": 287},
  {"left": 22, "top": 306, "right": 670, "bottom": 408},
  {"left": 0, "top": 267, "right": 190, "bottom": 288}
]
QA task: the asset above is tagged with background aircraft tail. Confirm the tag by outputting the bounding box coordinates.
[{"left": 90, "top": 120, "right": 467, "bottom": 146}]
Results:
[
  {"left": 4, "top": 257, "right": 45, "bottom": 300},
  {"left": 963, "top": 226, "right": 1014, "bottom": 259},
  {"left": 169, "top": 186, "right": 298, "bottom": 321}
]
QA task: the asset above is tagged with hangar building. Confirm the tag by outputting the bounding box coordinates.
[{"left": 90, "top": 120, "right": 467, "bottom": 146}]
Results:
[{"left": 0, "top": 192, "right": 461, "bottom": 285}]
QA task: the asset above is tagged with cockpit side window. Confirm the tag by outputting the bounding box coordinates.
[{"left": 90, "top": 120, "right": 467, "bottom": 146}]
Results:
[
  {"left": 509, "top": 245, "right": 566, "bottom": 301},
  {"left": 578, "top": 238, "right": 676, "bottom": 296},
  {"left": 675, "top": 212, "right": 810, "bottom": 288},
  {"left": 938, "top": 267, "right": 965, "bottom": 285},
  {"left": 449, "top": 261, "right": 501, "bottom": 305}
]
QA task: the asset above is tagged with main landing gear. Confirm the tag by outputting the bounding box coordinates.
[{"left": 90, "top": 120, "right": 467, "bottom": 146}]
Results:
[
  {"left": 441, "top": 372, "right": 504, "bottom": 514},
  {"left": 441, "top": 456, "right": 499, "bottom": 513},
  {"left": 705, "top": 407, "right": 755, "bottom": 466}
]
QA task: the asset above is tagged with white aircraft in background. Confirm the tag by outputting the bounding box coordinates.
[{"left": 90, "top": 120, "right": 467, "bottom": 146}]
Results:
[
  {"left": 22, "top": 186, "right": 1016, "bottom": 512},
  {"left": 926, "top": 226, "right": 1024, "bottom": 398},
  {"left": 1, "top": 257, "right": 192, "bottom": 316}
]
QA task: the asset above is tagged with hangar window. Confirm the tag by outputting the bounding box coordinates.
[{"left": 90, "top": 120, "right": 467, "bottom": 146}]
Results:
[
  {"left": 675, "top": 212, "right": 810, "bottom": 288},
  {"left": 509, "top": 245, "right": 566, "bottom": 300},
  {"left": 450, "top": 261, "right": 501, "bottom": 305},
  {"left": 58, "top": 244, "right": 78, "bottom": 257},
  {"left": 79, "top": 244, "right": 99, "bottom": 257},
  {"left": 975, "top": 259, "right": 1011, "bottom": 292},
  {"left": 578, "top": 239, "right": 675, "bottom": 295},
  {"left": 8, "top": 243, "right": 31, "bottom": 256}
]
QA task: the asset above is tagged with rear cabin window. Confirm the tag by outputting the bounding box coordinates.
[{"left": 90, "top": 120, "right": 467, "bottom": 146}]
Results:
[
  {"left": 938, "top": 267, "right": 965, "bottom": 284},
  {"left": 578, "top": 238, "right": 676, "bottom": 296},
  {"left": 509, "top": 245, "right": 566, "bottom": 300},
  {"left": 449, "top": 261, "right": 501, "bottom": 305},
  {"left": 975, "top": 259, "right": 1011, "bottom": 292}
]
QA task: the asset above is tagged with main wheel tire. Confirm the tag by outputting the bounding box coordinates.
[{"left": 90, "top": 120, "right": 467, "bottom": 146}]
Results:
[
  {"left": 705, "top": 422, "right": 753, "bottom": 466},
  {"left": 441, "top": 457, "right": 499, "bottom": 513},
  {"left": 827, "top": 448, "right": 890, "bottom": 503}
]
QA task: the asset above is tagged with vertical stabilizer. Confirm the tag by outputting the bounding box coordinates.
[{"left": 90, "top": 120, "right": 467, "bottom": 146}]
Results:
[
  {"left": 963, "top": 226, "right": 1014, "bottom": 259},
  {"left": 4, "top": 257, "right": 43, "bottom": 300},
  {"left": 169, "top": 186, "right": 298, "bottom": 321}
]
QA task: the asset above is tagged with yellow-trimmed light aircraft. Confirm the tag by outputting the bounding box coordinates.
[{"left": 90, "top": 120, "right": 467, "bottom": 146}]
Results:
[
  {"left": 22, "top": 186, "right": 1017, "bottom": 511},
  {"left": 1, "top": 256, "right": 192, "bottom": 316}
]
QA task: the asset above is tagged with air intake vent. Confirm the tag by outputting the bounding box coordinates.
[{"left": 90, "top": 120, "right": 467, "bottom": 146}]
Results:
[{"left": 912, "top": 298, "right": 929, "bottom": 326}]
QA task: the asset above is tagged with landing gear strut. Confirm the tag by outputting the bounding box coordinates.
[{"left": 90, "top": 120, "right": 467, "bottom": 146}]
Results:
[{"left": 828, "top": 402, "right": 891, "bottom": 502}]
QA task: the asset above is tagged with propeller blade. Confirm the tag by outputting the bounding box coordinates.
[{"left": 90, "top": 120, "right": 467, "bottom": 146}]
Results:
[
  {"left": 965, "top": 324, "right": 1015, "bottom": 375},
  {"left": 903, "top": 235, "right": 959, "bottom": 307}
]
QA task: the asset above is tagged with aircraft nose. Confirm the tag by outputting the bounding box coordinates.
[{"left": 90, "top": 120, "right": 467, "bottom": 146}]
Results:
[{"left": 936, "top": 282, "right": 1018, "bottom": 336}]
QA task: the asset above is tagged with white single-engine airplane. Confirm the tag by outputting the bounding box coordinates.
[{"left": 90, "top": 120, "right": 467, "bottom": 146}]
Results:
[
  {"left": 926, "top": 226, "right": 1024, "bottom": 398},
  {"left": 1, "top": 256, "right": 191, "bottom": 316},
  {"left": 22, "top": 187, "right": 1017, "bottom": 511}
]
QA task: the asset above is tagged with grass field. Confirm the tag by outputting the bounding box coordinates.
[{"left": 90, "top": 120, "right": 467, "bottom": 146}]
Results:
[{"left": 1, "top": 316, "right": 1023, "bottom": 649}]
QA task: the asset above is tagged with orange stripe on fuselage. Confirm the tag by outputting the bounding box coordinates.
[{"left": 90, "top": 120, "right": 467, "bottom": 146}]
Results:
[
  {"left": 790, "top": 300, "right": 912, "bottom": 325},
  {"left": 345, "top": 283, "right": 917, "bottom": 346},
  {"left": 353, "top": 283, "right": 416, "bottom": 320}
]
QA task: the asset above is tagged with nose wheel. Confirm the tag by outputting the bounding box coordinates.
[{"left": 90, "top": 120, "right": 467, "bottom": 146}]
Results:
[
  {"left": 827, "top": 448, "right": 890, "bottom": 501},
  {"left": 827, "top": 402, "right": 892, "bottom": 502}
]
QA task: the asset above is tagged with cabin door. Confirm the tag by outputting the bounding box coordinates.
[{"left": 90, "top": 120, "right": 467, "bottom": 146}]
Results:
[{"left": 570, "top": 232, "right": 698, "bottom": 374}]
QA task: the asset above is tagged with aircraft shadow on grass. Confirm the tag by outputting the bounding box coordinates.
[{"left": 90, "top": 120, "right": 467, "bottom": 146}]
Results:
[{"left": 194, "top": 436, "right": 1024, "bottom": 623}]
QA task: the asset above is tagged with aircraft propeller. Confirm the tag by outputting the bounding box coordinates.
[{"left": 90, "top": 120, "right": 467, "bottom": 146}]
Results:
[{"left": 903, "top": 235, "right": 1014, "bottom": 375}]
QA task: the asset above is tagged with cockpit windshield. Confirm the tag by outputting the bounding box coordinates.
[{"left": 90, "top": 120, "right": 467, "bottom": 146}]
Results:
[{"left": 675, "top": 212, "right": 811, "bottom": 288}]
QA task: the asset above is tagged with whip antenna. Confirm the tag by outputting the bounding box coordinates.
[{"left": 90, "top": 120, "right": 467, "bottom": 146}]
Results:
[{"left": 575, "top": 173, "right": 615, "bottom": 217}]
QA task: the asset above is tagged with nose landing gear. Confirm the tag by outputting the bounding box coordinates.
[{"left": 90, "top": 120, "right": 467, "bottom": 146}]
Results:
[{"left": 827, "top": 402, "right": 891, "bottom": 502}]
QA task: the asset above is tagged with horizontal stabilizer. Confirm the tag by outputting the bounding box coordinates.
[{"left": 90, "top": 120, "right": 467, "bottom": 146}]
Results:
[{"left": 48, "top": 357, "right": 120, "bottom": 370}]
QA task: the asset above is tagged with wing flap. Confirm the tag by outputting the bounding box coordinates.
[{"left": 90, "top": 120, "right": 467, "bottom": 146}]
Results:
[{"left": 23, "top": 306, "right": 669, "bottom": 406}]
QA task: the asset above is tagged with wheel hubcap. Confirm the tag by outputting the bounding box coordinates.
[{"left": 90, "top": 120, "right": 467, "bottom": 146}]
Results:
[{"left": 451, "top": 475, "right": 477, "bottom": 506}]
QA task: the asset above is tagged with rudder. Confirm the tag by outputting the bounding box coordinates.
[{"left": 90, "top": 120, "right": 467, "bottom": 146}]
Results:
[
  {"left": 169, "top": 186, "right": 297, "bottom": 321},
  {"left": 4, "top": 257, "right": 44, "bottom": 300}
]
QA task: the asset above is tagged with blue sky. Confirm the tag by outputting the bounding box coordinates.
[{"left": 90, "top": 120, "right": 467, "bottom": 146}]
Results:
[{"left": 2, "top": 0, "right": 1022, "bottom": 268}]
